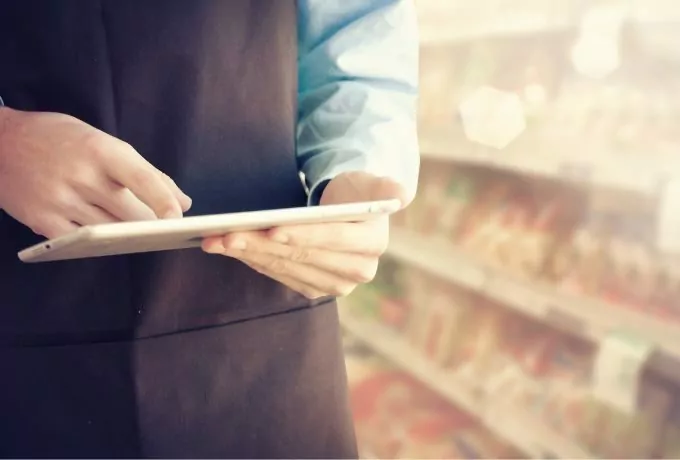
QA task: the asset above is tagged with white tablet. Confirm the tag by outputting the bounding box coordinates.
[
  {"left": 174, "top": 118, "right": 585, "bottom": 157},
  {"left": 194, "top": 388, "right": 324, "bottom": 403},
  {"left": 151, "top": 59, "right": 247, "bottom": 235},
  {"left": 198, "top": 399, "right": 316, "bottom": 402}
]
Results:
[{"left": 18, "top": 199, "right": 401, "bottom": 263}]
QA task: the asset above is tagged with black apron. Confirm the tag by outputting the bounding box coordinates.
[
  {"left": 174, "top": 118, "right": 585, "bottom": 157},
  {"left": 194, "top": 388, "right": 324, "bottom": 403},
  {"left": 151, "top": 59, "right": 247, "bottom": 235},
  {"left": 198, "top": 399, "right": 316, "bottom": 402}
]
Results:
[{"left": 0, "top": 1, "right": 357, "bottom": 458}]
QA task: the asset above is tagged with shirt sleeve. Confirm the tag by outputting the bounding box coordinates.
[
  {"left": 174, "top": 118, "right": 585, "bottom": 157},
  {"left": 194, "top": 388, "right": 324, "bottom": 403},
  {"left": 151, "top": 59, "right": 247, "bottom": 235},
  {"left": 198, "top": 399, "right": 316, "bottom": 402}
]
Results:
[{"left": 297, "top": 0, "right": 420, "bottom": 205}]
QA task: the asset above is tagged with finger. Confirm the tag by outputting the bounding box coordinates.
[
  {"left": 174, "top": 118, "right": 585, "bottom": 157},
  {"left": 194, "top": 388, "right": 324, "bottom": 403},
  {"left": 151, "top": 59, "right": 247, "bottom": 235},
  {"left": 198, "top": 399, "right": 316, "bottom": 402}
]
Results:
[
  {"left": 31, "top": 216, "right": 79, "bottom": 239},
  {"left": 266, "top": 217, "right": 390, "bottom": 254},
  {"left": 243, "top": 261, "right": 328, "bottom": 300},
  {"left": 88, "top": 181, "right": 158, "bottom": 222},
  {"left": 102, "top": 141, "right": 184, "bottom": 219},
  {"left": 319, "top": 172, "right": 410, "bottom": 207},
  {"left": 214, "top": 247, "right": 357, "bottom": 297},
  {"left": 159, "top": 172, "right": 192, "bottom": 212},
  {"left": 205, "top": 232, "right": 379, "bottom": 283},
  {"left": 69, "top": 203, "right": 119, "bottom": 227}
]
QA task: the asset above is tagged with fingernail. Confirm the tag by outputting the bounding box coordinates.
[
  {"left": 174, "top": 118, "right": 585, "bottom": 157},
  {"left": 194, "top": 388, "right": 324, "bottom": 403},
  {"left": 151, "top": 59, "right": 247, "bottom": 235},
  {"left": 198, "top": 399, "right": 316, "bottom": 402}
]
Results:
[
  {"left": 181, "top": 195, "right": 192, "bottom": 211},
  {"left": 228, "top": 238, "right": 247, "bottom": 250}
]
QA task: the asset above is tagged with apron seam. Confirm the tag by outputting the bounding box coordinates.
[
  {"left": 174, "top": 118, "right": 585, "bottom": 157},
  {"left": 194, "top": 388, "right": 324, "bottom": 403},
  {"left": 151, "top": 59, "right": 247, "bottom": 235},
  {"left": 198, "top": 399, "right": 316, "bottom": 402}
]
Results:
[{"left": 0, "top": 297, "right": 336, "bottom": 349}]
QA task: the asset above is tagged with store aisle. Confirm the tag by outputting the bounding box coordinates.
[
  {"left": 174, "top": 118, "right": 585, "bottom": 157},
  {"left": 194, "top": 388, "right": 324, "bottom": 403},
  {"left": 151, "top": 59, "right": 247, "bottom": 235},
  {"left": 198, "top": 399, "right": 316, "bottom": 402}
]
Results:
[{"left": 342, "top": 0, "right": 680, "bottom": 458}]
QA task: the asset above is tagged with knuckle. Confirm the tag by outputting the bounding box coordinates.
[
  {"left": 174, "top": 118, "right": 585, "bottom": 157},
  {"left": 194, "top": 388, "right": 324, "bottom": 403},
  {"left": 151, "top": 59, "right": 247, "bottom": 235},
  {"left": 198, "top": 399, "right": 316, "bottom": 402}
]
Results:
[
  {"left": 267, "top": 257, "right": 288, "bottom": 274},
  {"left": 161, "top": 172, "right": 177, "bottom": 187},
  {"left": 289, "top": 247, "right": 310, "bottom": 263},
  {"left": 70, "top": 167, "right": 99, "bottom": 191},
  {"left": 83, "top": 132, "right": 110, "bottom": 160},
  {"left": 49, "top": 186, "right": 75, "bottom": 210},
  {"left": 118, "top": 140, "right": 136, "bottom": 153},
  {"left": 130, "top": 168, "right": 157, "bottom": 189}
]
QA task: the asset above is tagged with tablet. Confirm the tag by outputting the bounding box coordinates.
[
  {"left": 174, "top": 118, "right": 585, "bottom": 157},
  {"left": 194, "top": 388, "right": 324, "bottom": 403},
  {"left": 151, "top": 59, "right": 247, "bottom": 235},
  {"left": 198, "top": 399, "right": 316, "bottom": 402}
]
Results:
[{"left": 18, "top": 199, "right": 401, "bottom": 263}]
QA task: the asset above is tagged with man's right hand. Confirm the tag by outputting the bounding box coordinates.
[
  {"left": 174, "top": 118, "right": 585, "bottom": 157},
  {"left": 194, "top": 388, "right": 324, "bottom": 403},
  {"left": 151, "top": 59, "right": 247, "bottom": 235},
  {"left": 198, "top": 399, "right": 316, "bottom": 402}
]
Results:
[{"left": 0, "top": 108, "right": 191, "bottom": 239}]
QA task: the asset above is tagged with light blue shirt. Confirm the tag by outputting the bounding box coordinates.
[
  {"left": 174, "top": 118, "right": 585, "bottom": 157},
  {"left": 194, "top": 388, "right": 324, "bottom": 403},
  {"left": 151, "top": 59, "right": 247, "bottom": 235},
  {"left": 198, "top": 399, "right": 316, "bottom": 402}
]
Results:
[{"left": 298, "top": 0, "right": 420, "bottom": 204}]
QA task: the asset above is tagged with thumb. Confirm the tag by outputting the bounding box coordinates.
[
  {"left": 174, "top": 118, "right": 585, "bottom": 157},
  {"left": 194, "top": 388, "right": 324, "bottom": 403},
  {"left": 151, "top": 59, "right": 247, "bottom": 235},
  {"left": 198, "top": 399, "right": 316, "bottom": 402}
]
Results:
[{"left": 320, "top": 171, "right": 409, "bottom": 208}]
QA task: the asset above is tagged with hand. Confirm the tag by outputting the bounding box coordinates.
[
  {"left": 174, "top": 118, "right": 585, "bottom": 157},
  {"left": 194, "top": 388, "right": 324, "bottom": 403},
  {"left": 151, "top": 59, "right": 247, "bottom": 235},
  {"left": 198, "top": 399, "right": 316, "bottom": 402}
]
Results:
[
  {"left": 202, "top": 171, "right": 409, "bottom": 299},
  {"left": 0, "top": 108, "right": 191, "bottom": 238}
]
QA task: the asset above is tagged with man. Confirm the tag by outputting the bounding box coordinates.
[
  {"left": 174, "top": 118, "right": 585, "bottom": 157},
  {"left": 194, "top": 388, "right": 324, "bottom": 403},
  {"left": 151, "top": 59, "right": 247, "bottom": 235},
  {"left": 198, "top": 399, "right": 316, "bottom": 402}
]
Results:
[{"left": 0, "top": 0, "right": 419, "bottom": 458}]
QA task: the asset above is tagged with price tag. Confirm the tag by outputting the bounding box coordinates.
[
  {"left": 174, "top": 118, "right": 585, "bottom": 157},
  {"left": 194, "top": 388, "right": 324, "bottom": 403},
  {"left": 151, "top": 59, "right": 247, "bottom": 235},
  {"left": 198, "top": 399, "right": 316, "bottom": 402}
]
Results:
[
  {"left": 657, "top": 178, "right": 680, "bottom": 253},
  {"left": 591, "top": 332, "right": 653, "bottom": 413}
]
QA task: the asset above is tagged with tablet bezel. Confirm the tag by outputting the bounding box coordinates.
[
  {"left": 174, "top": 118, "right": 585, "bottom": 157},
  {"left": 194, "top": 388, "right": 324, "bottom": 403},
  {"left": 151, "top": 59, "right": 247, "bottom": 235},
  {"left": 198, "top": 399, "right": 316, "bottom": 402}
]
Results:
[{"left": 18, "top": 199, "right": 401, "bottom": 263}]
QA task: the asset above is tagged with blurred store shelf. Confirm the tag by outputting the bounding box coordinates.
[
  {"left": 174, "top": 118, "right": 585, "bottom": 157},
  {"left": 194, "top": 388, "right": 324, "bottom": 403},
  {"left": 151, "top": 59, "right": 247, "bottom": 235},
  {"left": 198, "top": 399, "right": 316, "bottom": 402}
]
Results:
[
  {"left": 419, "top": 135, "right": 680, "bottom": 196},
  {"left": 415, "top": 0, "right": 579, "bottom": 46},
  {"left": 386, "top": 227, "right": 680, "bottom": 384},
  {"left": 339, "top": 312, "right": 594, "bottom": 459}
]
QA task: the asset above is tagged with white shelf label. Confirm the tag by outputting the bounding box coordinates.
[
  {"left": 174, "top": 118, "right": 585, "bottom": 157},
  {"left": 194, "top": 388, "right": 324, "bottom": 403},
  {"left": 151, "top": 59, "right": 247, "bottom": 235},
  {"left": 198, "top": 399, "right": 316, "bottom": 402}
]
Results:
[
  {"left": 592, "top": 332, "right": 653, "bottom": 413},
  {"left": 658, "top": 178, "right": 680, "bottom": 253}
]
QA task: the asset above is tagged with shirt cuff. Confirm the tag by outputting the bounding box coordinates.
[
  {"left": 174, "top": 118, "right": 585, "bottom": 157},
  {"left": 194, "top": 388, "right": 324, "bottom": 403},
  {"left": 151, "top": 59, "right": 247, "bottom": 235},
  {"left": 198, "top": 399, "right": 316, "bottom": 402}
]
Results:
[{"left": 306, "top": 178, "right": 331, "bottom": 206}]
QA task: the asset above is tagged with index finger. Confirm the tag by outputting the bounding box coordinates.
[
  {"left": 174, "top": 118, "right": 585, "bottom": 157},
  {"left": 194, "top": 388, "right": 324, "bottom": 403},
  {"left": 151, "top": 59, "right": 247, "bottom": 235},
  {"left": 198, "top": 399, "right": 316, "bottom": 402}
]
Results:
[
  {"left": 103, "top": 142, "right": 183, "bottom": 219},
  {"left": 266, "top": 217, "right": 389, "bottom": 255}
]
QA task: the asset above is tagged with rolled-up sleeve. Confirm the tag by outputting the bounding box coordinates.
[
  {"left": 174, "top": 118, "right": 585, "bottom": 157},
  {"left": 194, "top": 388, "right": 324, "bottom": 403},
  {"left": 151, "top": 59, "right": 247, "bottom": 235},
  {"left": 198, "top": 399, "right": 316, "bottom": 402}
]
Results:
[{"left": 297, "top": 0, "right": 420, "bottom": 205}]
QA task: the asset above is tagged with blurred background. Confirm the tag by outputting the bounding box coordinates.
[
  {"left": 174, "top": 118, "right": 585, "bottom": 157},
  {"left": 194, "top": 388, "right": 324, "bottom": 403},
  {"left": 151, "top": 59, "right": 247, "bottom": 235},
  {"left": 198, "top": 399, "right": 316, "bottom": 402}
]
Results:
[{"left": 339, "top": 0, "right": 680, "bottom": 458}]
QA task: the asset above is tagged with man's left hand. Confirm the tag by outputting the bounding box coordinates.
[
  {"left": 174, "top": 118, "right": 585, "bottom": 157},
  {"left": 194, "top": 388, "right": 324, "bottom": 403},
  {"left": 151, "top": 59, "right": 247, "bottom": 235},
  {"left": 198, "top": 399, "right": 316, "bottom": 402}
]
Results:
[{"left": 202, "top": 172, "right": 408, "bottom": 299}]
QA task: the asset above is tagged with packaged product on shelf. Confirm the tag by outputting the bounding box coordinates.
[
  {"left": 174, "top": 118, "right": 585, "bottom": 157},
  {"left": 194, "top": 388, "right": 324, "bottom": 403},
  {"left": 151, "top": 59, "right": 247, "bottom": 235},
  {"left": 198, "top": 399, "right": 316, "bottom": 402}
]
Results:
[
  {"left": 457, "top": 180, "right": 514, "bottom": 254},
  {"left": 345, "top": 349, "right": 394, "bottom": 388},
  {"left": 418, "top": 286, "right": 455, "bottom": 363},
  {"left": 601, "top": 216, "right": 639, "bottom": 307},
  {"left": 349, "top": 366, "right": 506, "bottom": 460},
  {"left": 345, "top": 284, "right": 381, "bottom": 319},
  {"left": 624, "top": 219, "right": 657, "bottom": 311},
  {"left": 519, "top": 194, "right": 579, "bottom": 279},
  {"left": 421, "top": 166, "right": 453, "bottom": 235},
  {"left": 482, "top": 314, "right": 543, "bottom": 403},
  {"left": 438, "top": 173, "right": 478, "bottom": 242},
  {"left": 450, "top": 301, "right": 508, "bottom": 385},
  {"left": 653, "top": 255, "right": 680, "bottom": 321},
  {"left": 592, "top": 379, "right": 672, "bottom": 459},
  {"left": 372, "top": 258, "right": 410, "bottom": 331},
  {"left": 566, "top": 395, "right": 610, "bottom": 453},
  {"left": 395, "top": 408, "right": 476, "bottom": 459},
  {"left": 574, "top": 190, "right": 659, "bottom": 312},
  {"left": 377, "top": 294, "right": 410, "bottom": 332},
  {"left": 660, "top": 394, "right": 680, "bottom": 459},
  {"left": 537, "top": 335, "right": 597, "bottom": 443},
  {"left": 415, "top": 283, "right": 475, "bottom": 366},
  {"left": 553, "top": 210, "right": 609, "bottom": 297},
  {"left": 483, "top": 189, "right": 531, "bottom": 270},
  {"left": 403, "top": 268, "right": 433, "bottom": 348},
  {"left": 349, "top": 369, "right": 412, "bottom": 452}
]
